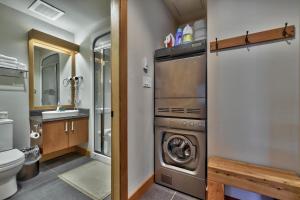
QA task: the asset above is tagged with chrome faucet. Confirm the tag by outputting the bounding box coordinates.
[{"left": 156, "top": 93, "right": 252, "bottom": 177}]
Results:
[{"left": 56, "top": 101, "right": 62, "bottom": 112}]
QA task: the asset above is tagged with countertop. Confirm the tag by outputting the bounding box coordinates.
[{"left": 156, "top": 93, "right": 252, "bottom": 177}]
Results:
[{"left": 30, "top": 109, "right": 89, "bottom": 123}]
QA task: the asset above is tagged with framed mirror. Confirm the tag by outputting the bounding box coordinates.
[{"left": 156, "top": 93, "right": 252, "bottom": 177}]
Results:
[{"left": 28, "top": 29, "right": 80, "bottom": 110}]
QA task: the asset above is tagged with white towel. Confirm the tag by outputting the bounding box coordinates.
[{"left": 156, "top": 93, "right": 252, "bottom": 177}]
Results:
[
  {"left": 0, "top": 64, "right": 17, "bottom": 69},
  {"left": 0, "top": 59, "right": 18, "bottom": 65},
  {"left": 0, "top": 54, "right": 17, "bottom": 62},
  {"left": 0, "top": 62, "right": 18, "bottom": 69}
]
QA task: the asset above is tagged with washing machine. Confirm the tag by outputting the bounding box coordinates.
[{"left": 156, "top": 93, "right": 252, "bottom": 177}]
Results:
[{"left": 155, "top": 117, "right": 206, "bottom": 199}]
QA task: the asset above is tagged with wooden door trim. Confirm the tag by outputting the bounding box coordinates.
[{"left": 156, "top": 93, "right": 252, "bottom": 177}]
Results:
[
  {"left": 119, "top": 0, "right": 128, "bottom": 199},
  {"left": 111, "top": 0, "right": 128, "bottom": 200}
]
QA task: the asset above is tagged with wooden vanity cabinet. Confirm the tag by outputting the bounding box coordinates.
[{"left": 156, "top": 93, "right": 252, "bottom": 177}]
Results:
[
  {"left": 69, "top": 118, "right": 89, "bottom": 147},
  {"left": 42, "top": 117, "right": 89, "bottom": 155},
  {"left": 42, "top": 120, "right": 69, "bottom": 155}
]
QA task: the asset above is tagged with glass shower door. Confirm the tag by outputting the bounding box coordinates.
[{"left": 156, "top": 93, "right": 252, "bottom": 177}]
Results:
[{"left": 94, "top": 33, "right": 111, "bottom": 157}]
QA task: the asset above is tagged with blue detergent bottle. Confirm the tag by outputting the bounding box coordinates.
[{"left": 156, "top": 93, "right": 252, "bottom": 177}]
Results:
[{"left": 175, "top": 28, "right": 183, "bottom": 46}]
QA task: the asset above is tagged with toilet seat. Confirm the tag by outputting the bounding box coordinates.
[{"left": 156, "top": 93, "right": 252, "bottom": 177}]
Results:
[{"left": 0, "top": 149, "right": 25, "bottom": 170}]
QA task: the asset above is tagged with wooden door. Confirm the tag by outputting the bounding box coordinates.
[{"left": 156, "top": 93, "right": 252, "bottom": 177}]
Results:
[
  {"left": 42, "top": 120, "right": 69, "bottom": 154},
  {"left": 69, "top": 118, "right": 89, "bottom": 147}
]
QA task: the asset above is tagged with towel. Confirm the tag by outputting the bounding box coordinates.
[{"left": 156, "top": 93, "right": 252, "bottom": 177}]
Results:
[
  {"left": 0, "top": 59, "right": 18, "bottom": 65},
  {"left": 0, "top": 54, "right": 17, "bottom": 62},
  {"left": 0, "top": 62, "right": 27, "bottom": 70},
  {"left": 0, "top": 62, "right": 18, "bottom": 69},
  {"left": 0, "top": 64, "right": 17, "bottom": 70}
]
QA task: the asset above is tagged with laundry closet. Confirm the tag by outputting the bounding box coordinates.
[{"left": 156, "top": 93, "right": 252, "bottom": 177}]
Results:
[
  {"left": 127, "top": 0, "right": 207, "bottom": 199},
  {"left": 153, "top": 1, "right": 207, "bottom": 199}
]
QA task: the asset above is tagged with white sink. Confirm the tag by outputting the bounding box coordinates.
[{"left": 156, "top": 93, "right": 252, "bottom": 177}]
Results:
[{"left": 42, "top": 110, "right": 79, "bottom": 120}]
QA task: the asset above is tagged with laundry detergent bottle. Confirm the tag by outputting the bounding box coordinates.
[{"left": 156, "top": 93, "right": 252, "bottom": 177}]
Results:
[
  {"left": 175, "top": 28, "right": 183, "bottom": 46},
  {"left": 182, "top": 24, "right": 193, "bottom": 43}
]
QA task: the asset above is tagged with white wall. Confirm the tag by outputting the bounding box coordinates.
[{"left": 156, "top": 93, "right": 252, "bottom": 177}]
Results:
[
  {"left": 127, "top": 0, "right": 176, "bottom": 196},
  {"left": 0, "top": 4, "right": 74, "bottom": 149},
  {"left": 208, "top": 0, "right": 300, "bottom": 199}
]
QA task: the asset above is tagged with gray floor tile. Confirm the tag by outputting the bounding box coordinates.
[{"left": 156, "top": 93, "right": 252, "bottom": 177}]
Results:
[
  {"left": 39, "top": 179, "right": 92, "bottom": 200},
  {"left": 9, "top": 153, "right": 98, "bottom": 200},
  {"left": 14, "top": 169, "right": 58, "bottom": 197},
  {"left": 12, "top": 179, "right": 91, "bottom": 200},
  {"left": 140, "top": 184, "right": 175, "bottom": 200},
  {"left": 173, "top": 192, "right": 199, "bottom": 200}
]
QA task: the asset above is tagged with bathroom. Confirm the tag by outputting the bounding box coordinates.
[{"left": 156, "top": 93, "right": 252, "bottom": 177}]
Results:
[{"left": 0, "top": 0, "right": 112, "bottom": 199}]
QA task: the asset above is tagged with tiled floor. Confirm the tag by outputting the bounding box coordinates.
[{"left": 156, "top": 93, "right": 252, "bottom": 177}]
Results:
[
  {"left": 10, "top": 153, "right": 196, "bottom": 200},
  {"left": 140, "top": 184, "right": 199, "bottom": 200},
  {"left": 9, "top": 153, "right": 111, "bottom": 200}
]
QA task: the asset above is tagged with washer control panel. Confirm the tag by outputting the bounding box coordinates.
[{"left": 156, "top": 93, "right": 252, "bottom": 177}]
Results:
[
  {"left": 182, "top": 120, "right": 205, "bottom": 129},
  {"left": 155, "top": 117, "right": 206, "bottom": 131}
]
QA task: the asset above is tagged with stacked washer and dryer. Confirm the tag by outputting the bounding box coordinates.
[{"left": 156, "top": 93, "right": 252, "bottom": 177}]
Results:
[{"left": 154, "top": 40, "right": 207, "bottom": 199}]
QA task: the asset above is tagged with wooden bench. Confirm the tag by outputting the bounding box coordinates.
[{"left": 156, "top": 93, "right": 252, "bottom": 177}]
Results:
[{"left": 207, "top": 157, "right": 300, "bottom": 200}]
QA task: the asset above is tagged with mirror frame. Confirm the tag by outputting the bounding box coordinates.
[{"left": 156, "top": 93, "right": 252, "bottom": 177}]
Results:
[{"left": 28, "top": 29, "right": 80, "bottom": 110}]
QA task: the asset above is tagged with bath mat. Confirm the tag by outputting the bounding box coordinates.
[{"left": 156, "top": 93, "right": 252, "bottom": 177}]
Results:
[{"left": 58, "top": 160, "right": 111, "bottom": 200}]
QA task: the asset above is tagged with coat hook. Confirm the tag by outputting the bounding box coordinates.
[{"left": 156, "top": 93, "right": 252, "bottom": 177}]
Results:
[
  {"left": 283, "top": 22, "right": 288, "bottom": 37},
  {"left": 245, "top": 31, "right": 249, "bottom": 44},
  {"left": 215, "top": 37, "right": 218, "bottom": 50}
]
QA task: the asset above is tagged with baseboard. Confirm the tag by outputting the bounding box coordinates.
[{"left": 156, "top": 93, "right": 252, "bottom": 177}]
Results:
[
  {"left": 76, "top": 146, "right": 91, "bottom": 156},
  {"left": 128, "top": 175, "right": 154, "bottom": 200},
  {"left": 41, "top": 146, "right": 78, "bottom": 162},
  {"left": 41, "top": 146, "right": 90, "bottom": 162}
]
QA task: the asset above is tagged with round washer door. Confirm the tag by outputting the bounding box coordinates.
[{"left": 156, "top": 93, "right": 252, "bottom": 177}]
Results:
[{"left": 163, "top": 135, "right": 196, "bottom": 165}]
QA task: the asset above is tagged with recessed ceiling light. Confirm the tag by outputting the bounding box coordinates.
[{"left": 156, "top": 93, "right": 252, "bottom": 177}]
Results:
[{"left": 28, "top": 0, "right": 65, "bottom": 21}]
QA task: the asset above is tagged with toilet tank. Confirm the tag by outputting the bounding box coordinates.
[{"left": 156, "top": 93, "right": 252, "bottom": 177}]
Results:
[{"left": 0, "top": 119, "right": 13, "bottom": 152}]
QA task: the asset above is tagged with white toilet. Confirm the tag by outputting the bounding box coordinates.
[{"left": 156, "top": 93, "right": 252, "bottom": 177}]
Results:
[{"left": 0, "top": 119, "right": 25, "bottom": 200}]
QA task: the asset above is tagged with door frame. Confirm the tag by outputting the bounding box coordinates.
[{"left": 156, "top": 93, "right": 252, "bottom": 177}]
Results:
[{"left": 111, "top": 0, "right": 128, "bottom": 200}]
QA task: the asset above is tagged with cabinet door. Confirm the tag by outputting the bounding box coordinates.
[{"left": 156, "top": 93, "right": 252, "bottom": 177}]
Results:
[
  {"left": 42, "top": 120, "right": 69, "bottom": 154},
  {"left": 69, "top": 118, "right": 89, "bottom": 147}
]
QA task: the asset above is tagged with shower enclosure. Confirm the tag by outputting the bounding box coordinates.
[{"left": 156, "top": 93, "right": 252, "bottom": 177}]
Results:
[{"left": 94, "top": 33, "right": 111, "bottom": 158}]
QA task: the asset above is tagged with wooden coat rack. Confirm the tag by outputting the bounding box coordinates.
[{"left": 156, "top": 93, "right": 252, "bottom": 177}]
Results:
[{"left": 210, "top": 23, "right": 295, "bottom": 52}]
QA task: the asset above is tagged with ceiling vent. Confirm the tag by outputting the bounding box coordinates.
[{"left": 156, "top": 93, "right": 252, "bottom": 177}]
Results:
[{"left": 28, "top": 0, "right": 65, "bottom": 21}]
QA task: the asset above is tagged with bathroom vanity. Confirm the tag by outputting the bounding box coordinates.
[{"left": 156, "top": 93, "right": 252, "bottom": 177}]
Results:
[
  {"left": 30, "top": 109, "right": 89, "bottom": 157},
  {"left": 42, "top": 118, "right": 88, "bottom": 154},
  {"left": 28, "top": 30, "right": 89, "bottom": 160}
]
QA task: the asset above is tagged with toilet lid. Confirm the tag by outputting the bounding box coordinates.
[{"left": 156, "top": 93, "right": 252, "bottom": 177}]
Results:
[{"left": 0, "top": 149, "right": 25, "bottom": 168}]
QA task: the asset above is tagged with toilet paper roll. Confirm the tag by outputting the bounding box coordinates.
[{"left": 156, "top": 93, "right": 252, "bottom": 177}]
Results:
[{"left": 30, "top": 131, "right": 40, "bottom": 139}]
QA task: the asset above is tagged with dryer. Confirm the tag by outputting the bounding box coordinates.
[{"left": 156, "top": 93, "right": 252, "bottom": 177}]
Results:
[{"left": 155, "top": 117, "right": 206, "bottom": 199}]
